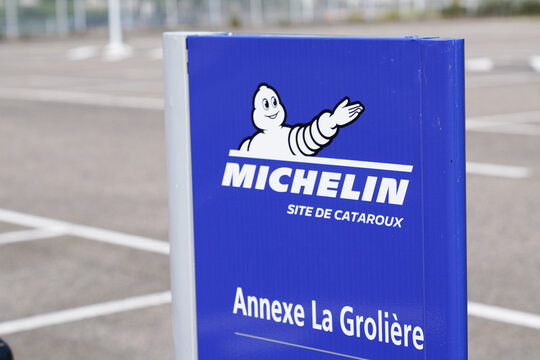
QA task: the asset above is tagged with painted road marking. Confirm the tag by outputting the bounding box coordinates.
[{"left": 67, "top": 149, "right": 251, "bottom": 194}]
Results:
[
  {"left": 468, "top": 110, "right": 540, "bottom": 124},
  {"left": 0, "top": 88, "right": 162, "bottom": 110},
  {"left": 0, "top": 209, "right": 170, "bottom": 254},
  {"left": 66, "top": 46, "right": 99, "bottom": 61},
  {"left": 467, "top": 162, "right": 531, "bottom": 179},
  {"left": 0, "top": 208, "right": 538, "bottom": 334},
  {"left": 467, "top": 110, "right": 540, "bottom": 136},
  {"left": 2, "top": 84, "right": 537, "bottom": 138},
  {"left": 530, "top": 56, "right": 540, "bottom": 73},
  {"left": 466, "top": 72, "right": 540, "bottom": 89},
  {"left": 0, "top": 291, "right": 171, "bottom": 336},
  {"left": 102, "top": 44, "right": 134, "bottom": 62},
  {"left": 148, "top": 47, "right": 163, "bottom": 60},
  {"left": 2, "top": 84, "right": 540, "bottom": 139},
  {"left": 466, "top": 57, "right": 494, "bottom": 72},
  {"left": 0, "top": 291, "right": 537, "bottom": 336},
  {"left": 468, "top": 123, "right": 540, "bottom": 136},
  {"left": 0, "top": 227, "right": 67, "bottom": 246},
  {"left": 469, "top": 302, "right": 540, "bottom": 331}
]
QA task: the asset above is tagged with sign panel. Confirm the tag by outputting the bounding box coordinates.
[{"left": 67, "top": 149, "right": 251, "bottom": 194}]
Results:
[{"left": 164, "top": 33, "right": 467, "bottom": 360}]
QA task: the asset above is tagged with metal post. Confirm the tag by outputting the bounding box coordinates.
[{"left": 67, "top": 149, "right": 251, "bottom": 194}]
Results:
[
  {"left": 289, "top": 0, "right": 298, "bottom": 23},
  {"left": 56, "top": 0, "right": 69, "bottom": 36},
  {"left": 397, "top": 0, "right": 410, "bottom": 18},
  {"left": 208, "top": 0, "right": 221, "bottom": 25},
  {"left": 104, "top": 0, "right": 133, "bottom": 61},
  {"left": 163, "top": 31, "right": 216, "bottom": 360},
  {"left": 165, "top": 0, "right": 179, "bottom": 28},
  {"left": 5, "top": 0, "right": 19, "bottom": 39},
  {"left": 301, "top": 0, "right": 314, "bottom": 22},
  {"left": 123, "top": 0, "right": 135, "bottom": 30},
  {"left": 250, "top": 0, "right": 263, "bottom": 25},
  {"left": 73, "top": 0, "right": 87, "bottom": 32},
  {"left": 108, "top": 0, "right": 122, "bottom": 45}
]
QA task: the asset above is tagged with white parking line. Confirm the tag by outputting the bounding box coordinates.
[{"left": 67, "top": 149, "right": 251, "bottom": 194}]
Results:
[
  {"left": 0, "top": 291, "right": 171, "bottom": 336},
  {"left": 468, "top": 124, "right": 540, "bottom": 136},
  {"left": 0, "top": 289, "right": 537, "bottom": 336},
  {"left": 1, "top": 86, "right": 539, "bottom": 138},
  {"left": 469, "top": 110, "right": 540, "bottom": 123},
  {"left": 467, "top": 162, "right": 531, "bottom": 179},
  {"left": 0, "top": 227, "right": 67, "bottom": 246},
  {"left": 467, "top": 110, "right": 540, "bottom": 136},
  {"left": 148, "top": 47, "right": 163, "bottom": 60},
  {"left": 102, "top": 44, "right": 134, "bottom": 62},
  {"left": 530, "top": 55, "right": 540, "bottom": 73},
  {"left": 0, "top": 209, "right": 170, "bottom": 255},
  {"left": 466, "top": 72, "right": 540, "bottom": 89},
  {"left": 0, "top": 88, "right": 163, "bottom": 110},
  {"left": 469, "top": 302, "right": 540, "bottom": 331},
  {"left": 2, "top": 85, "right": 539, "bottom": 140},
  {"left": 66, "top": 46, "right": 99, "bottom": 61},
  {"left": 0, "top": 207, "right": 538, "bottom": 334},
  {"left": 466, "top": 57, "right": 494, "bottom": 72}
]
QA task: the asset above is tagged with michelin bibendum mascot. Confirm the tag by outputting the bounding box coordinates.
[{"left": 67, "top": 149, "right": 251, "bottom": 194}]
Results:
[{"left": 239, "top": 83, "right": 365, "bottom": 157}]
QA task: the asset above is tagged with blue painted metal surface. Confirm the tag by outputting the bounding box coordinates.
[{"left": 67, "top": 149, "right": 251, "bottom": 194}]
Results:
[{"left": 186, "top": 34, "right": 466, "bottom": 360}]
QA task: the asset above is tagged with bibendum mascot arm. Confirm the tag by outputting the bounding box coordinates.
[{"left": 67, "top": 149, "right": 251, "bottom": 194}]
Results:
[{"left": 288, "top": 97, "right": 364, "bottom": 156}]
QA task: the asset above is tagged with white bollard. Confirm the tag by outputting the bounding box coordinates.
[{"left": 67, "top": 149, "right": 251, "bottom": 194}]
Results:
[
  {"left": 108, "top": 0, "right": 122, "bottom": 46},
  {"left": 104, "top": 0, "right": 133, "bottom": 61}
]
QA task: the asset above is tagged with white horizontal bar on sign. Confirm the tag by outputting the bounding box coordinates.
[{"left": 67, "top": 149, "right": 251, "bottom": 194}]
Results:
[
  {"left": 228, "top": 150, "right": 413, "bottom": 173},
  {"left": 235, "top": 332, "right": 370, "bottom": 360},
  {"left": 466, "top": 162, "right": 531, "bottom": 179},
  {"left": 0, "top": 291, "right": 171, "bottom": 336}
]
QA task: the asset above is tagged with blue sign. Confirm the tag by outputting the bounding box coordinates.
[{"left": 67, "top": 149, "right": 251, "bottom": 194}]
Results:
[{"left": 171, "top": 34, "right": 466, "bottom": 360}]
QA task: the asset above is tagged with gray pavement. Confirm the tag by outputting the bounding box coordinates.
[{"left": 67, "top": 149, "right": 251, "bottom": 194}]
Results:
[{"left": 0, "top": 17, "right": 539, "bottom": 359}]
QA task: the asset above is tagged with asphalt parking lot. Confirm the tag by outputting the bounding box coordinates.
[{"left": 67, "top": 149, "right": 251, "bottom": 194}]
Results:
[{"left": 0, "top": 17, "right": 539, "bottom": 359}]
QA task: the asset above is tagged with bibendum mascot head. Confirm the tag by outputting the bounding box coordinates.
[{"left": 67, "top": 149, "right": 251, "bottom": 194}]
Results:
[{"left": 252, "top": 83, "right": 287, "bottom": 131}]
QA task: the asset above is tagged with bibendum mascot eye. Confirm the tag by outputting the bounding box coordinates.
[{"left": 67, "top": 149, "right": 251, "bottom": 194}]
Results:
[{"left": 239, "top": 83, "right": 364, "bottom": 157}]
